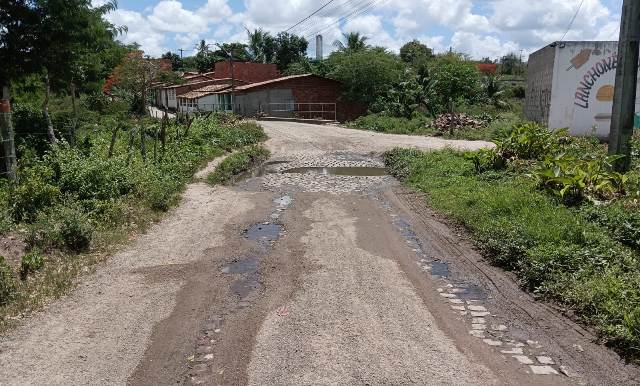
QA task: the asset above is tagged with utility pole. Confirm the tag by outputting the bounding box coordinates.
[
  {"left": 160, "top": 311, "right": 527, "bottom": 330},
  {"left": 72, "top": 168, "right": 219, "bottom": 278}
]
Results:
[
  {"left": 178, "top": 48, "right": 186, "bottom": 59},
  {"left": 609, "top": 0, "right": 640, "bottom": 172}
]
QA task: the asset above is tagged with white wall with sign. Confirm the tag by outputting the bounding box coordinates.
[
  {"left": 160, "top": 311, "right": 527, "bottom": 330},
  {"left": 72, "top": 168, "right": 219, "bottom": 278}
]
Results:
[{"left": 547, "top": 41, "right": 640, "bottom": 137}]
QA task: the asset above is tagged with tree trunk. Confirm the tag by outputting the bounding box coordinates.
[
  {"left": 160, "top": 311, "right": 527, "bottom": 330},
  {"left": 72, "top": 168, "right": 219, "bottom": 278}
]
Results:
[
  {"left": 161, "top": 112, "right": 167, "bottom": 157},
  {"left": 126, "top": 128, "right": 136, "bottom": 165},
  {"left": 108, "top": 125, "right": 118, "bottom": 158},
  {"left": 0, "top": 84, "right": 17, "bottom": 181},
  {"left": 43, "top": 72, "right": 57, "bottom": 144},
  {"left": 140, "top": 124, "right": 146, "bottom": 162},
  {"left": 153, "top": 125, "right": 158, "bottom": 163},
  {"left": 69, "top": 81, "right": 78, "bottom": 146}
]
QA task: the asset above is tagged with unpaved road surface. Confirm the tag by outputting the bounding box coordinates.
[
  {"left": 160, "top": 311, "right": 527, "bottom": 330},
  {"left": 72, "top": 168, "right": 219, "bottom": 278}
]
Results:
[{"left": 1, "top": 122, "right": 638, "bottom": 385}]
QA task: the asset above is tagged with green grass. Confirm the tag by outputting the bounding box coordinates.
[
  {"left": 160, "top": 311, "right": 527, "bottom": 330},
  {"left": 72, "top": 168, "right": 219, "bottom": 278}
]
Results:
[
  {"left": 207, "top": 146, "right": 271, "bottom": 185},
  {"left": 347, "top": 108, "right": 522, "bottom": 142},
  {"left": 384, "top": 148, "right": 640, "bottom": 360}
]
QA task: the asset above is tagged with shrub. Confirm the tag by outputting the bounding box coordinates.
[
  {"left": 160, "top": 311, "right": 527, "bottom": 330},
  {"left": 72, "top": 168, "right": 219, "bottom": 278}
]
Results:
[
  {"left": 20, "top": 250, "right": 44, "bottom": 279},
  {"left": 348, "top": 114, "right": 433, "bottom": 135},
  {"left": 533, "top": 153, "right": 629, "bottom": 203},
  {"left": 497, "top": 122, "right": 565, "bottom": 160},
  {"left": 27, "top": 204, "right": 93, "bottom": 251},
  {"left": 465, "top": 148, "right": 505, "bottom": 173},
  {"left": 11, "top": 162, "right": 61, "bottom": 223},
  {"left": 207, "top": 146, "right": 270, "bottom": 185},
  {"left": 0, "top": 256, "right": 15, "bottom": 305}
]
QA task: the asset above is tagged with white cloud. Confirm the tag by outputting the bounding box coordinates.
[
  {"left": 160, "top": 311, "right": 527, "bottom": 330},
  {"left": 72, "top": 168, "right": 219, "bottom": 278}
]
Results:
[
  {"left": 103, "top": 0, "right": 620, "bottom": 60},
  {"left": 106, "top": 9, "right": 167, "bottom": 56},
  {"left": 451, "top": 32, "right": 520, "bottom": 60},
  {"left": 148, "top": 1, "right": 208, "bottom": 34}
]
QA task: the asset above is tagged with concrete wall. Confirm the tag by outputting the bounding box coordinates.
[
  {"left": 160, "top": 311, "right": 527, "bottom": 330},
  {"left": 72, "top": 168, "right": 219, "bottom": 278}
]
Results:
[
  {"left": 529, "top": 41, "right": 640, "bottom": 137},
  {"left": 234, "top": 89, "right": 294, "bottom": 117},
  {"left": 525, "top": 45, "right": 555, "bottom": 126}
]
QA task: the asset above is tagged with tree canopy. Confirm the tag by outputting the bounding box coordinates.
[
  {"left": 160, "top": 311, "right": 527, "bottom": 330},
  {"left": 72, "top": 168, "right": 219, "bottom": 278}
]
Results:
[{"left": 327, "top": 47, "right": 405, "bottom": 104}]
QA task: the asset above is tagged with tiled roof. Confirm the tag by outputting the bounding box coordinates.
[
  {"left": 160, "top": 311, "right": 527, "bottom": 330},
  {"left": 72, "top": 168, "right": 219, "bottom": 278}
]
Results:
[
  {"left": 234, "top": 74, "right": 318, "bottom": 91},
  {"left": 178, "top": 83, "right": 233, "bottom": 99}
]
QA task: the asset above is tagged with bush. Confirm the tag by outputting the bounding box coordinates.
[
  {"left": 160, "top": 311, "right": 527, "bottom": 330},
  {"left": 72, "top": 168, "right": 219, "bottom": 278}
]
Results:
[
  {"left": 348, "top": 114, "right": 433, "bottom": 135},
  {"left": 0, "top": 256, "right": 15, "bottom": 305},
  {"left": 20, "top": 250, "right": 44, "bottom": 279},
  {"left": 27, "top": 204, "right": 93, "bottom": 251},
  {"left": 207, "top": 146, "right": 270, "bottom": 185},
  {"left": 10, "top": 162, "right": 61, "bottom": 223},
  {"left": 497, "top": 122, "right": 565, "bottom": 160}
]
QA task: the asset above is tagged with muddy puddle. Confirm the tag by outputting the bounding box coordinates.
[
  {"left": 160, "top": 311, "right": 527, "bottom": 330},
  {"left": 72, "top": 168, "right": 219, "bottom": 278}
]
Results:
[
  {"left": 282, "top": 166, "right": 388, "bottom": 176},
  {"left": 244, "top": 224, "right": 283, "bottom": 243}
]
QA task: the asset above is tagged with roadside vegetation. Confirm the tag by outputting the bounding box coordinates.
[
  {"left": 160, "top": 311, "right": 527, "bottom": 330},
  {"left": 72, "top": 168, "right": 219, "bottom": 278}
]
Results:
[
  {"left": 207, "top": 146, "right": 271, "bottom": 185},
  {"left": 0, "top": 112, "right": 265, "bottom": 330},
  {"left": 385, "top": 124, "right": 640, "bottom": 360}
]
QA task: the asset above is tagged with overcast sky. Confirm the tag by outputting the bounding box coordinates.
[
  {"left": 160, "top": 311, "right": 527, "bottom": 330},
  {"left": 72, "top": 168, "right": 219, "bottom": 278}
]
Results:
[{"left": 96, "top": 0, "right": 623, "bottom": 60}]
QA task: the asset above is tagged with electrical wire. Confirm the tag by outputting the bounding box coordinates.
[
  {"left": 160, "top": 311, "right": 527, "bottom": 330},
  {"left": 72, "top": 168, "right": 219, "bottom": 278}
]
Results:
[
  {"left": 560, "top": 0, "right": 585, "bottom": 41},
  {"left": 290, "top": 0, "right": 364, "bottom": 36},
  {"left": 285, "top": 0, "right": 338, "bottom": 32},
  {"left": 302, "top": 0, "right": 390, "bottom": 40}
]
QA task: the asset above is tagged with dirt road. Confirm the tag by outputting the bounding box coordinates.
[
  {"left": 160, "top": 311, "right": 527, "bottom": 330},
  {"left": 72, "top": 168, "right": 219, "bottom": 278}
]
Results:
[{"left": 1, "top": 121, "right": 638, "bottom": 385}]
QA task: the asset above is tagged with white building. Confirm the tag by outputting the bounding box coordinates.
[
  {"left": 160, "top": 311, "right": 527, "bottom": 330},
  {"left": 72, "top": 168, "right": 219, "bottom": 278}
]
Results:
[{"left": 525, "top": 41, "right": 640, "bottom": 138}]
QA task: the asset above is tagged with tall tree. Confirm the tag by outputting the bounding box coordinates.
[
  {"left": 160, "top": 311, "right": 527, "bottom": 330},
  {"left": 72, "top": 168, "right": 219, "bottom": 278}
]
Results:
[
  {"left": 246, "top": 28, "right": 277, "bottom": 63},
  {"left": 399, "top": 40, "right": 434, "bottom": 64},
  {"left": 327, "top": 47, "right": 405, "bottom": 105},
  {"left": 332, "top": 32, "right": 369, "bottom": 52},
  {"left": 161, "top": 51, "right": 183, "bottom": 71},
  {"left": 0, "top": 0, "right": 40, "bottom": 179},
  {"left": 274, "top": 32, "right": 308, "bottom": 71},
  {"left": 111, "top": 51, "right": 171, "bottom": 116}
]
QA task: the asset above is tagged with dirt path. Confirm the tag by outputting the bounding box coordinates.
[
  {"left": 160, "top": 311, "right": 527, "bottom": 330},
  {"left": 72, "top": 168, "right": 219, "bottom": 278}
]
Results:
[{"left": 0, "top": 121, "right": 637, "bottom": 385}]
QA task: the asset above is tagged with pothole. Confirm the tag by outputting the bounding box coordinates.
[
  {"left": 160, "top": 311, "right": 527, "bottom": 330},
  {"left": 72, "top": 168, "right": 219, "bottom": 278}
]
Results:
[
  {"left": 244, "top": 223, "right": 283, "bottom": 242},
  {"left": 281, "top": 166, "right": 388, "bottom": 176}
]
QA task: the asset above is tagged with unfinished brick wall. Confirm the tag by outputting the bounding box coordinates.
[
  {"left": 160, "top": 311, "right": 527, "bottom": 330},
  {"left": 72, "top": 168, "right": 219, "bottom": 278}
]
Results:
[
  {"left": 214, "top": 62, "right": 280, "bottom": 83},
  {"left": 236, "top": 75, "right": 365, "bottom": 122}
]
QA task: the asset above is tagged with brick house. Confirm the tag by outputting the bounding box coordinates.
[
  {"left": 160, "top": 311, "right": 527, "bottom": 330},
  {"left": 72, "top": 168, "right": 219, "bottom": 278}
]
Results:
[{"left": 221, "top": 74, "right": 365, "bottom": 122}]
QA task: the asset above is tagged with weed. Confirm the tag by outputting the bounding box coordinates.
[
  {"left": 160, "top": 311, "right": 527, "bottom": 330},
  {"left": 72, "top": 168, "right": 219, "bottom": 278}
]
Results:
[
  {"left": 20, "top": 251, "right": 44, "bottom": 280},
  {"left": 207, "top": 146, "right": 271, "bottom": 185},
  {"left": 0, "top": 257, "right": 15, "bottom": 305}
]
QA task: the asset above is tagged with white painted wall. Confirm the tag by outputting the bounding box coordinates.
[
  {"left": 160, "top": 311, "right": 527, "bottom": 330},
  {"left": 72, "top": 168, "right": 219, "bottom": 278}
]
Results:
[{"left": 548, "top": 41, "right": 640, "bottom": 137}]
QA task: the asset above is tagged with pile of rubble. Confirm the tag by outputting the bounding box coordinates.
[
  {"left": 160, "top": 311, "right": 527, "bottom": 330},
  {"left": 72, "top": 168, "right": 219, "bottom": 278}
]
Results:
[{"left": 431, "top": 113, "right": 487, "bottom": 134}]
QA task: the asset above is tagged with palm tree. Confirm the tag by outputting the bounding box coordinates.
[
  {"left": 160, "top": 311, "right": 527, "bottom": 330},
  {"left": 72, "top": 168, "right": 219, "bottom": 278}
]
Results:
[
  {"left": 246, "top": 28, "right": 276, "bottom": 63},
  {"left": 332, "top": 32, "right": 369, "bottom": 51}
]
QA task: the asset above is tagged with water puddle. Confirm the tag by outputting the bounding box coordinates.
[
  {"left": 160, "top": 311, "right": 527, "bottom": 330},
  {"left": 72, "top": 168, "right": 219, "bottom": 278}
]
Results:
[
  {"left": 221, "top": 255, "right": 258, "bottom": 274},
  {"left": 231, "top": 273, "right": 262, "bottom": 298},
  {"left": 428, "top": 261, "right": 451, "bottom": 278},
  {"left": 244, "top": 223, "right": 283, "bottom": 242},
  {"left": 451, "top": 283, "right": 487, "bottom": 300},
  {"left": 282, "top": 166, "right": 388, "bottom": 176}
]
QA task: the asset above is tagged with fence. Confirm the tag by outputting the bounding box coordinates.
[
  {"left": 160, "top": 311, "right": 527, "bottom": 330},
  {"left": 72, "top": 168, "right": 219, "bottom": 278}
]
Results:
[{"left": 264, "top": 102, "right": 337, "bottom": 122}]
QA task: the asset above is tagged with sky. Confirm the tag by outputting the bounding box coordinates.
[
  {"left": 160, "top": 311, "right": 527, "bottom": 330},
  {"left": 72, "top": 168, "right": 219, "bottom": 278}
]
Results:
[{"left": 95, "top": 0, "right": 624, "bottom": 60}]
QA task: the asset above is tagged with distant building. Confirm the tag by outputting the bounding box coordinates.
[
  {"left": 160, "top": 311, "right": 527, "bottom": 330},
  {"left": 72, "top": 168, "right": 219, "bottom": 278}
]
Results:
[
  {"left": 155, "top": 62, "right": 364, "bottom": 122},
  {"left": 525, "top": 41, "right": 640, "bottom": 137},
  {"left": 476, "top": 63, "right": 497, "bottom": 74}
]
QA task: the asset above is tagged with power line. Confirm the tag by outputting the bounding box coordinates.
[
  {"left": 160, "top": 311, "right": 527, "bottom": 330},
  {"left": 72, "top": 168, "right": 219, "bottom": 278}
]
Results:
[
  {"left": 560, "top": 0, "right": 585, "bottom": 41},
  {"left": 285, "top": 0, "right": 338, "bottom": 32},
  {"left": 302, "top": 0, "right": 389, "bottom": 40},
  {"left": 294, "top": 0, "right": 369, "bottom": 36},
  {"left": 290, "top": 0, "right": 361, "bottom": 34}
]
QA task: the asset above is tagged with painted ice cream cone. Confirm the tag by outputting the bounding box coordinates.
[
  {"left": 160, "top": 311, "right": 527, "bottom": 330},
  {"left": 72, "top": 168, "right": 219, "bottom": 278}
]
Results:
[{"left": 566, "top": 49, "right": 593, "bottom": 71}]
